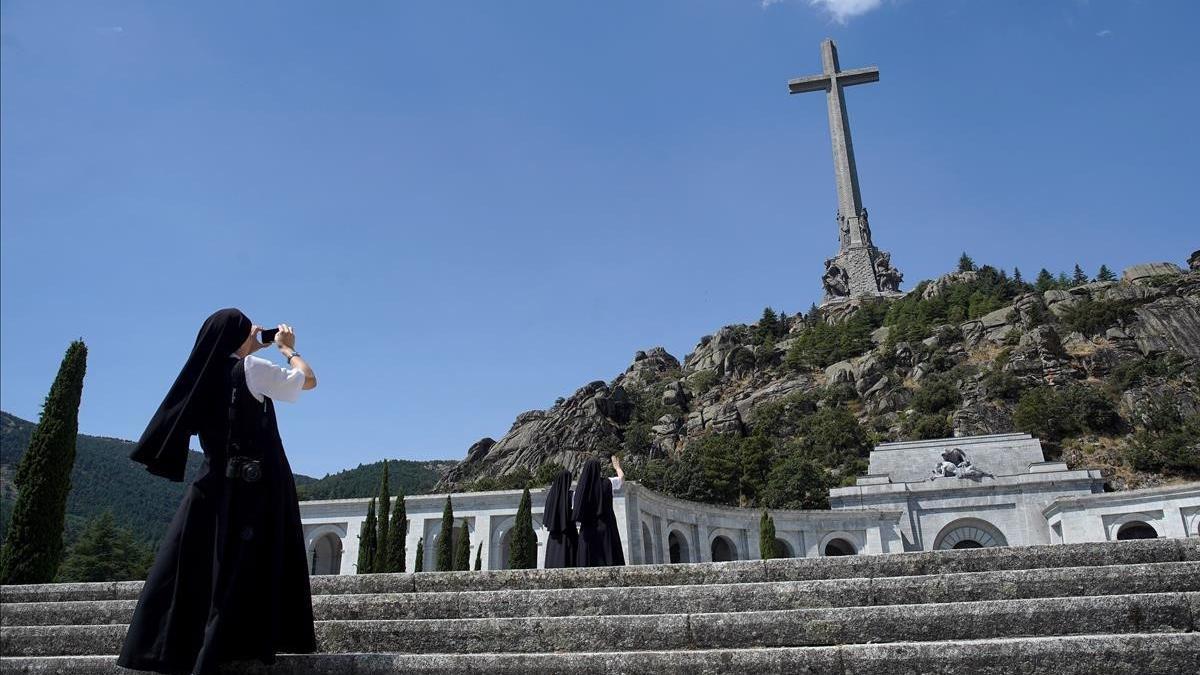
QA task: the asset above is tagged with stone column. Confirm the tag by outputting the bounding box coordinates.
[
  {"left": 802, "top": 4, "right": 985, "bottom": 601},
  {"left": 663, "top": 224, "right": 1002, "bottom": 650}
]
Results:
[
  {"left": 475, "top": 515, "right": 494, "bottom": 571},
  {"left": 343, "top": 518, "right": 362, "bottom": 575}
]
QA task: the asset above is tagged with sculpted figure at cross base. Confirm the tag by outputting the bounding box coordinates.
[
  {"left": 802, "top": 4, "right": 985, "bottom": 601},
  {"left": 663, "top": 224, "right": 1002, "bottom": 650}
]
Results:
[
  {"left": 822, "top": 259, "right": 850, "bottom": 299},
  {"left": 874, "top": 251, "right": 903, "bottom": 293}
]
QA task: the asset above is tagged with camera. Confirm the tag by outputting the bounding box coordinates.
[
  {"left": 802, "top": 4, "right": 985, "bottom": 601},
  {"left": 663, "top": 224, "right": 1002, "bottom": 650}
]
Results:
[
  {"left": 259, "top": 328, "right": 279, "bottom": 344},
  {"left": 226, "top": 456, "right": 263, "bottom": 483}
]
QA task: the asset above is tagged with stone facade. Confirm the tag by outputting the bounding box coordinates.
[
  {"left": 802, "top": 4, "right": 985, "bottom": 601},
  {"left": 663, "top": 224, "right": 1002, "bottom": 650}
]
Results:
[{"left": 300, "top": 431, "right": 1199, "bottom": 574}]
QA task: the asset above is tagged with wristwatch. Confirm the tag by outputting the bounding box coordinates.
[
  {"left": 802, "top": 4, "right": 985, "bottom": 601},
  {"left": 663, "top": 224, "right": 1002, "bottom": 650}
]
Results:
[{"left": 287, "top": 351, "right": 301, "bottom": 363}]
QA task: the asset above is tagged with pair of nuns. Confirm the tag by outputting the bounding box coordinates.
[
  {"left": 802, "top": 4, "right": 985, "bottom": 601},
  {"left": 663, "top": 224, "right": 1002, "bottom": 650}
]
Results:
[{"left": 541, "top": 456, "right": 626, "bottom": 568}]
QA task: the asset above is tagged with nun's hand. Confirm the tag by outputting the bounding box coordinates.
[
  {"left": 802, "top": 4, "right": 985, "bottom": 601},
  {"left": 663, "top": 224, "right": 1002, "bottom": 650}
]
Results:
[{"left": 275, "top": 324, "right": 297, "bottom": 350}]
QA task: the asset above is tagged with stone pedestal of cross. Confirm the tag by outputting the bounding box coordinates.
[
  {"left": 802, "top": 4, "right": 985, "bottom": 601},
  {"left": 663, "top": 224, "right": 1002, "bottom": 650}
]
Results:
[{"left": 789, "top": 39, "right": 903, "bottom": 305}]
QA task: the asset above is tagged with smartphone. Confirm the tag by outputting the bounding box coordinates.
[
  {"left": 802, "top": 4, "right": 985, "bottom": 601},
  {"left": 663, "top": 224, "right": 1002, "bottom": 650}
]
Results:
[{"left": 260, "top": 328, "right": 279, "bottom": 344}]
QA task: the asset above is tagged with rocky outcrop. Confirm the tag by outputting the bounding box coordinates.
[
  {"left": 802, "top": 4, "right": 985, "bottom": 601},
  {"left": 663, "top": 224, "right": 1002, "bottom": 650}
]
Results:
[{"left": 441, "top": 255, "right": 1200, "bottom": 491}]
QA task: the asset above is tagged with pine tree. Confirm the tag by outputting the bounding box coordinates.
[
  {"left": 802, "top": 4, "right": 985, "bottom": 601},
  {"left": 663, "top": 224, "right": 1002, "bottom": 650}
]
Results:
[
  {"left": 759, "top": 511, "right": 777, "bottom": 560},
  {"left": 1013, "top": 267, "right": 1024, "bottom": 285},
  {"left": 384, "top": 488, "right": 407, "bottom": 572},
  {"left": 356, "top": 498, "right": 377, "bottom": 574},
  {"left": 777, "top": 312, "right": 789, "bottom": 337},
  {"left": 474, "top": 543, "right": 482, "bottom": 571},
  {"left": 1034, "top": 268, "right": 1056, "bottom": 292},
  {"left": 1072, "top": 264, "right": 1088, "bottom": 286},
  {"left": 454, "top": 518, "right": 471, "bottom": 571},
  {"left": 414, "top": 538, "right": 424, "bottom": 572},
  {"left": 56, "top": 510, "right": 152, "bottom": 582},
  {"left": 373, "top": 461, "right": 391, "bottom": 572},
  {"left": 1056, "top": 271, "right": 1071, "bottom": 288},
  {"left": 957, "top": 252, "right": 977, "bottom": 272},
  {"left": 508, "top": 487, "right": 537, "bottom": 569},
  {"left": 436, "top": 496, "right": 454, "bottom": 571},
  {"left": 757, "top": 307, "right": 780, "bottom": 343},
  {"left": 1096, "top": 264, "right": 1116, "bottom": 282},
  {"left": 0, "top": 340, "right": 87, "bottom": 584}
]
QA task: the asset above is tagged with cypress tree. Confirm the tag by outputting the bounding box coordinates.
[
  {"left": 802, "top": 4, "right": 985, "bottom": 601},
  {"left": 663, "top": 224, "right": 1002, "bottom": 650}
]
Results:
[
  {"left": 508, "top": 487, "right": 537, "bottom": 569},
  {"left": 0, "top": 340, "right": 87, "bottom": 584},
  {"left": 356, "top": 498, "right": 377, "bottom": 574},
  {"left": 454, "top": 518, "right": 471, "bottom": 571},
  {"left": 1096, "top": 264, "right": 1116, "bottom": 282},
  {"left": 1072, "top": 264, "right": 1089, "bottom": 286},
  {"left": 436, "top": 496, "right": 454, "bottom": 571},
  {"left": 759, "top": 511, "right": 777, "bottom": 560},
  {"left": 957, "top": 252, "right": 976, "bottom": 272},
  {"left": 414, "top": 538, "right": 424, "bottom": 572},
  {"left": 384, "top": 488, "right": 407, "bottom": 572},
  {"left": 474, "top": 543, "right": 482, "bottom": 571},
  {"left": 374, "top": 461, "right": 391, "bottom": 573}
]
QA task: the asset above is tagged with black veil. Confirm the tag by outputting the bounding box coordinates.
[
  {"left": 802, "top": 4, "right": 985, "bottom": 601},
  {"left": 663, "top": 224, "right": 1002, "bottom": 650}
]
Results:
[
  {"left": 129, "top": 308, "right": 252, "bottom": 481},
  {"left": 571, "top": 459, "right": 605, "bottom": 524},
  {"left": 541, "top": 469, "right": 574, "bottom": 534}
]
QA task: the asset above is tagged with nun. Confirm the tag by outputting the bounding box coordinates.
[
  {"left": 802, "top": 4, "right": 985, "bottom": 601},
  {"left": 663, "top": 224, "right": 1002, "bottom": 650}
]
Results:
[
  {"left": 542, "top": 469, "right": 577, "bottom": 568},
  {"left": 117, "top": 308, "right": 318, "bottom": 675},
  {"left": 572, "top": 455, "right": 626, "bottom": 567}
]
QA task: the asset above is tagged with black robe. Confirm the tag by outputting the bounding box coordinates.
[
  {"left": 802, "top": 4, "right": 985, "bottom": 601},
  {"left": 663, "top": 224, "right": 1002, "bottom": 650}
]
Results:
[
  {"left": 118, "top": 309, "right": 315, "bottom": 674},
  {"left": 572, "top": 460, "right": 625, "bottom": 567},
  {"left": 541, "top": 470, "right": 576, "bottom": 568}
]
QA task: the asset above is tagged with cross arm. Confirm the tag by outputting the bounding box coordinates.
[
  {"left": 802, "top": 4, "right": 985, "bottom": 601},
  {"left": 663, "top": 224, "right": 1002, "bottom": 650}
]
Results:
[
  {"left": 837, "top": 66, "right": 880, "bottom": 87},
  {"left": 788, "top": 73, "right": 831, "bottom": 94}
]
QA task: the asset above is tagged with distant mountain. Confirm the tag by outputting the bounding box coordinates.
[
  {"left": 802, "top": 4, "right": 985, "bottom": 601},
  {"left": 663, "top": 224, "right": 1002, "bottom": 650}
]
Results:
[
  {"left": 296, "top": 459, "right": 456, "bottom": 501},
  {"left": 1, "top": 411, "right": 217, "bottom": 546},
  {"left": 1, "top": 410, "right": 454, "bottom": 548}
]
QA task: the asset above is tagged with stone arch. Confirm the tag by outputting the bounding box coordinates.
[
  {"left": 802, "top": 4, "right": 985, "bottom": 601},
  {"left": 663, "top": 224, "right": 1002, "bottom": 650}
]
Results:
[
  {"left": 1116, "top": 521, "right": 1159, "bottom": 540},
  {"left": 1105, "top": 512, "right": 1164, "bottom": 541},
  {"left": 309, "top": 532, "right": 343, "bottom": 575},
  {"left": 710, "top": 534, "right": 738, "bottom": 562},
  {"left": 820, "top": 531, "right": 861, "bottom": 557},
  {"left": 668, "top": 529, "right": 692, "bottom": 564},
  {"left": 641, "top": 522, "right": 655, "bottom": 564},
  {"left": 934, "top": 518, "right": 1008, "bottom": 551},
  {"left": 773, "top": 538, "right": 795, "bottom": 558}
]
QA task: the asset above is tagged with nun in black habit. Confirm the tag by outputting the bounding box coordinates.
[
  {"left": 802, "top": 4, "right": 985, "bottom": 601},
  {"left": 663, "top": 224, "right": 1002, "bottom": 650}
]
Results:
[
  {"left": 542, "top": 469, "right": 577, "bottom": 568},
  {"left": 117, "top": 309, "right": 317, "bottom": 675},
  {"left": 572, "top": 457, "right": 626, "bottom": 567}
]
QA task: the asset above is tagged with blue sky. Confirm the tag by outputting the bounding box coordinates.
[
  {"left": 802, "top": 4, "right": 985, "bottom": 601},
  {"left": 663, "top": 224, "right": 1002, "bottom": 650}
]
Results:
[{"left": 2, "top": 1, "right": 1197, "bottom": 477}]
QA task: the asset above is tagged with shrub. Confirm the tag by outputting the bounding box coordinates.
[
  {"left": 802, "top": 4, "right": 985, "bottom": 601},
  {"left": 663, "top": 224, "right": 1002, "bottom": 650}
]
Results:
[
  {"left": 763, "top": 456, "right": 830, "bottom": 510},
  {"left": 911, "top": 375, "right": 961, "bottom": 414},
  {"left": 982, "top": 369, "right": 1024, "bottom": 401},
  {"left": 785, "top": 301, "right": 888, "bottom": 370},
  {"left": 1013, "top": 385, "right": 1120, "bottom": 443},
  {"left": 1060, "top": 298, "right": 1139, "bottom": 337},
  {"left": 901, "top": 413, "right": 953, "bottom": 440},
  {"left": 1124, "top": 408, "right": 1200, "bottom": 474}
]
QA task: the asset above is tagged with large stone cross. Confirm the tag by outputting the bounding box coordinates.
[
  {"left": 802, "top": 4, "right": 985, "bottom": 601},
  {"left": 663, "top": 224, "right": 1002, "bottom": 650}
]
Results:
[
  {"left": 788, "top": 39, "right": 901, "bottom": 305},
  {"left": 788, "top": 38, "right": 878, "bottom": 250}
]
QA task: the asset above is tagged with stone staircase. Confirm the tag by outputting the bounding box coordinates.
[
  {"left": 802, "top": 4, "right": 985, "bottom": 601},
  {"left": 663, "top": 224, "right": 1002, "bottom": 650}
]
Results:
[{"left": 2, "top": 539, "right": 1197, "bottom": 674}]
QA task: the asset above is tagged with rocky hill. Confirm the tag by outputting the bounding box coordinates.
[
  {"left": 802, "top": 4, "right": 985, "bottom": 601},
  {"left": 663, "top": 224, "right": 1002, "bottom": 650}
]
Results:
[{"left": 440, "top": 254, "right": 1200, "bottom": 506}]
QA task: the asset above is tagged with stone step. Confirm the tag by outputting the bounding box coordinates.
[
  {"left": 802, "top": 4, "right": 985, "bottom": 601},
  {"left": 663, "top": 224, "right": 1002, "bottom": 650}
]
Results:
[
  {"left": 4, "top": 561, "right": 1196, "bottom": 627},
  {"left": 3, "top": 538, "right": 1194, "bottom": 604},
  {"left": 2, "top": 592, "right": 1194, "bottom": 657},
  {"left": 2, "top": 633, "right": 1197, "bottom": 674}
]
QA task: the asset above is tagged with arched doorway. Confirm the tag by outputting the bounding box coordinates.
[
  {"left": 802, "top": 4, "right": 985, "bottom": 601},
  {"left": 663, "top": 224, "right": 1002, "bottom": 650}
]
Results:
[
  {"left": 668, "top": 530, "right": 691, "bottom": 563},
  {"left": 773, "top": 538, "right": 795, "bottom": 558},
  {"left": 1116, "top": 521, "right": 1158, "bottom": 540},
  {"left": 934, "top": 519, "right": 1008, "bottom": 551},
  {"left": 710, "top": 535, "right": 737, "bottom": 562},
  {"left": 641, "top": 523, "right": 655, "bottom": 564},
  {"left": 309, "top": 532, "right": 343, "bottom": 575},
  {"left": 824, "top": 538, "right": 856, "bottom": 556}
]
